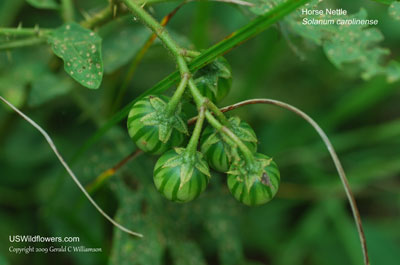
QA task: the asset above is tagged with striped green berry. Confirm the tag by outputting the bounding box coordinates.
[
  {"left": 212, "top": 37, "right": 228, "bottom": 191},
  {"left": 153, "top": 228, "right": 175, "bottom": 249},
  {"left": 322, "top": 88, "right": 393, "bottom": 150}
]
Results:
[
  {"left": 194, "top": 57, "right": 232, "bottom": 104},
  {"left": 227, "top": 153, "right": 280, "bottom": 206},
  {"left": 200, "top": 116, "right": 258, "bottom": 172},
  {"left": 127, "top": 95, "right": 188, "bottom": 155},
  {"left": 153, "top": 148, "right": 210, "bottom": 203}
]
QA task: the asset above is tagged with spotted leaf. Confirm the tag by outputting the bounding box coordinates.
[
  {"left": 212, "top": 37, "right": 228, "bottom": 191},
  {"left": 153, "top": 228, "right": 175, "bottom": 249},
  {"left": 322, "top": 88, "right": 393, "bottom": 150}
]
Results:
[
  {"left": 246, "top": 0, "right": 399, "bottom": 82},
  {"left": 47, "top": 22, "right": 103, "bottom": 89},
  {"left": 389, "top": 2, "right": 400, "bottom": 20}
]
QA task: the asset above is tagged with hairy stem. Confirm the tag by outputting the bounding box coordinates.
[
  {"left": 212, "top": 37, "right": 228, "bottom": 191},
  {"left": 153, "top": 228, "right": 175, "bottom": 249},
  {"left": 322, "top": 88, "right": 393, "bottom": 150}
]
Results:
[
  {"left": 0, "top": 27, "right": 51, "bottom": 37},
  {"left": 121, "top": 0, "right": 257, "bottom": 165},
  {"left": 205, "top": 111, "right": 255, "bottom": 165},
  {"left": 187, "top": 105, "right": 206, "bottom": 154},
  {"left": 187, "top": 79, "right": 230, "bottom": 125},
  {"left": 111, "top": 3, "right": 184, "bottom": 113},
  {"left": 166, "top": 67, "right": 190, "bottom": 115},
  {"left": 0, "top": 96, "right": 143, "bottom": 238},
  {"left": 122, "top": 0, "right": 182, "bottom": 59},
  {"left": 71, "top": 0, "right": 310, "bottom": 163},
  {"left": 80, "top": 7, "right": 114, "bottom": 28},
  {"left": 122, "top": 0, "right": 192, "bottom": 114},
  {"left": 218, "top": 98, "right": 369, "bottom": 265},
  {"left": 0, "top": 37, "right": 46, "bottom": 51}
]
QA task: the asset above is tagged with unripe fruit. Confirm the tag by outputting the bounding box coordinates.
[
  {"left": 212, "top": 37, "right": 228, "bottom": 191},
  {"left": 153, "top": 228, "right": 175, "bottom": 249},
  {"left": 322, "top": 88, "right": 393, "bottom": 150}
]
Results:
[
  {"left": 153, "top": 148, "right": 210, "bottom": 203},
  {"left": 227, "top": 153, "right": 280, "bottom": 206},
  {"left": 194, "top": 57, "right": 232, "bottom": 104},
  {"left": 200, "top": 116, "right": 257, "bottom": 172},
  {"left": 127, "top": 95, "right": 187, "bottom": 155}
]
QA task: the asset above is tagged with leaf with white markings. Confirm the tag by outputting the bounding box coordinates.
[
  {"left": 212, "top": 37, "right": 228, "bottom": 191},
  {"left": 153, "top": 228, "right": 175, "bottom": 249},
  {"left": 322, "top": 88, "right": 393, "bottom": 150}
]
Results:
[
  {"left": 389, "top": 2, "right": 400, "bottom": 20},
  {"left": 47, "top": 22, "right": 103, "bottom": 89},
  {"left": 246, "top": 0, "right": 400, "bottom": 82}
]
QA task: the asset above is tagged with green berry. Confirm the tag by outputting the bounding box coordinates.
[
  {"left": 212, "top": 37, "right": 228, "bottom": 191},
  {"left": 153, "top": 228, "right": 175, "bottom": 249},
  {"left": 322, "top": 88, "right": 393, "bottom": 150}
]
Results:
[
  {"left": 193, "top": 57, "right": 232, "bottom": 103},
  {"left": 153, "top": 148, "right": 211, "bottom": 203},
  {"left": 227, "top": 153, "right": 280, "bottom": 206},
  {"left": 200, "top": 116, "right": 258, "bottom": 172},
  {"left": 127, "top": 95, "right": 188, "bottom": 155}
]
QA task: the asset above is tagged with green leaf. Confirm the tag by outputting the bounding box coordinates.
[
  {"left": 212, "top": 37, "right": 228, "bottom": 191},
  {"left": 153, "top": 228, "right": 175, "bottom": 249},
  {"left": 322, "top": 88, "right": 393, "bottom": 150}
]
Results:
[
  {"left": 288, "top": 8, "right": 392, "bottom": 80},
  {"left": 205, "top": 200, "right": 244, "bottom": 265},
  {"left": 319, "top": 9, "right": 394, "bottom": 80},
  {"left": 169, "top": 241, "right": 207, "bottom": 265},
  {"left": 371, "top": 0, "right": 396, "bottom": 4},
  {"left": 29, "top": 73, "right": 74, "bottom": 106},
  {"left": 247, "top": 1, "right": 398, "bottom": 82},
  {"left": 47, "top": 22, "right": 103, "bottom": 89},
  {"left": 247, "top": 0, "right": 287, "bottom": 15},
  {"left": 0, "top": 48, "right": 49, "bottom": 108},
  {"left": 26, "top": 0, "right": 59, "bottom": 9},
  {"left": 322, "top": 12, "right": 389, "bottom": 80},
  {"left": 389, "top": 1, "right": 400, "bottom": 20},
  {"left": 109, "top": 178, "right": 165, "bottom": 265},
  {"left": 387, "top": 61, "right": 400, "bottom": 83}
]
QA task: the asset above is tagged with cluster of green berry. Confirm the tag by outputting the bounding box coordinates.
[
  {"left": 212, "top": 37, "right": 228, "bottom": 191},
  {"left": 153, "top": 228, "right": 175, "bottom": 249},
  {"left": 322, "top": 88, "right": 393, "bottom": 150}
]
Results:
[{"left": 127, "top": 57, "right": 280, "bottom": 206}]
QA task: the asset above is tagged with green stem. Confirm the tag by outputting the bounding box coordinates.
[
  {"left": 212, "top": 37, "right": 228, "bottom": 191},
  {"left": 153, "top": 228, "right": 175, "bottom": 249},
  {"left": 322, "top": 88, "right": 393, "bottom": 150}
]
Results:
[
  {"left": 205, "top": 111, "right": 255, "bottom": 165},
  {"left": 118, "top": 1, "right": 255, "bottom": 161},
  {"left": 122, "top": 0, "right": 181, "bottom": 59},
  {"left": 0, "top": 27, "right": 50, "bottom": 37},
  {"left": 122, "top": 0, "right": 255, "bottom": 163},
  {"left": 61, "top": 0, "right": 75, "bottom": 22},
  {"left": 206, "top": 100, "right": 230, "bottom": 125},
  {"left": 72, "top": 0, "right": 310, "bottom": 165},
  {"left": 80, "top": 7, "right": 113, "bottom": 28},
  {"left": 166, "top": 67, "right": 190, "bottom": 115},
  {"left": 187, "top": 78, "right": 204, "bottom": 106},
  {"left": 0, "top": 37, "right": 46, "bottom": 50},
  {"left": 122, "top": 0, "right": 191, "bottom": 114},
  {"left": 187, "top": 105, "right": 206, "bottom": 154},
  {"left": 188, "top": 79, "right": 230, "bottom": 125}
]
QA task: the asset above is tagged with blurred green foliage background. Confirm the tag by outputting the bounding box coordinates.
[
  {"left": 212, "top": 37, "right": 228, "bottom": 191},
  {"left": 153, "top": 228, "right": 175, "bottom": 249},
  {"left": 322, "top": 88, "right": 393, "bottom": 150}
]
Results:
[{"left": 0, "top": 0, "right": 399, "bottom": 265}]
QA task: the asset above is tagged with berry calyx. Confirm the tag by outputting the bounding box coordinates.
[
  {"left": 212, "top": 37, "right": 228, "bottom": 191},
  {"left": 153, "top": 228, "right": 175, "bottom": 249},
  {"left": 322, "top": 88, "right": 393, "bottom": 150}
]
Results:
[
  {"left": 127, "top": 95, "right": 188, "bottom": 154},
  {"left": 227, "top": 153, "right": 280, "bottom": 206},
  {"left": 193, "top": 57, "right": 232, "bottom": 104}
]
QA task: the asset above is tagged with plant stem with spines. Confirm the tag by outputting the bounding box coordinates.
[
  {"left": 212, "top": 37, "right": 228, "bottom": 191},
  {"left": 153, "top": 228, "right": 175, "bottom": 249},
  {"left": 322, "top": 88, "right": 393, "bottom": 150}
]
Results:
[
  {"left": 205, "top": 111, "right": 255, "bottom": 165},
  {"left": 122, "top": 0, "right": 193, "bottom": 115},
  {"left": 70, "top": 0, "right": 311, "bottom": 162},
  {"left": 187, "top": 106, "right": 206, "bottom": 154},
  {"left": 0, "top": 27, "right": 51, "bottom": 37},
  {"left": 166, "top": 62, "right": 190, "bottom": 115},
  {"left": 121, "top": 0, "right": 256, "bottom": 163},
  {"left": 0, "top": 37, "right": 46, "bottom": 50}
]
